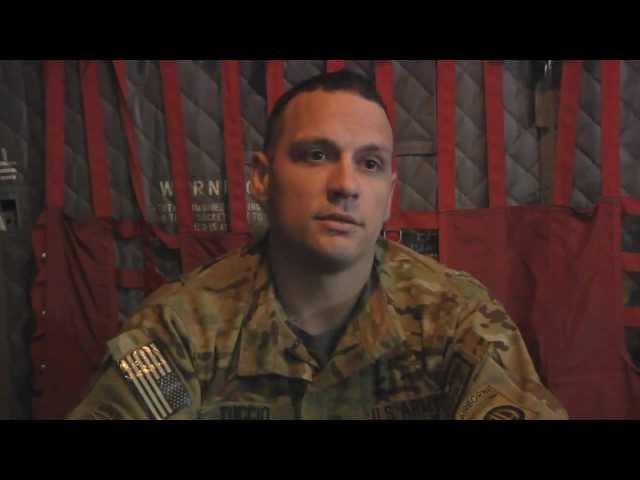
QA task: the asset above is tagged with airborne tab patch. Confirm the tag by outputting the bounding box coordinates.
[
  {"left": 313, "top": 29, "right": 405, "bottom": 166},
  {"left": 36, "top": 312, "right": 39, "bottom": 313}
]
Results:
[
  {"left": 117, "top": 343, "right": 191, "bottom": 420},
  {"left": 455, "top": 384, "right": 535, "bottom": 420}
]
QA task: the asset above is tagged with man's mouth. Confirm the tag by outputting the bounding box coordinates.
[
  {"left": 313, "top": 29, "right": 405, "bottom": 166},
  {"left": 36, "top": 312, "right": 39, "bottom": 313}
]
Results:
[{"left": 314, "top": 213, "right": 362, "bottom": 226}]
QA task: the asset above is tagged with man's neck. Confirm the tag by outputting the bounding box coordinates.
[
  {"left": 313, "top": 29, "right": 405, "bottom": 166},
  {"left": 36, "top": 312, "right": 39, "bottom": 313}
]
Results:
[{"left": 266, "top": 234, "right": 374, "bottom": 336}]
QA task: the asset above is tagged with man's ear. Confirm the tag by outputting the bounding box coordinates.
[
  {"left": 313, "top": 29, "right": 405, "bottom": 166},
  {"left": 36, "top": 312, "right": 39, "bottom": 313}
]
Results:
[
  {"left": 250, "top": 151, "right": 271, "bottom": 209},
  {"left": 383, "top": 172, "right": 397, "bottom": 223}
]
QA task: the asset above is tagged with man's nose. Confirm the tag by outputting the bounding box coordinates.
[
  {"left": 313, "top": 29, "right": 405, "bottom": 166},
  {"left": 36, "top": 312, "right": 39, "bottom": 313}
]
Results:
[{"left": 327, "top": 157, "right": 360, "bottom": 202}]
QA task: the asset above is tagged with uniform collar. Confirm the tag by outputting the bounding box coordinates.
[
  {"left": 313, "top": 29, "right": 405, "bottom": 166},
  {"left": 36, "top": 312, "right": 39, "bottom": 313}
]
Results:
[{"left": 232, "top": 236, "right": 408, "bottom": 386}]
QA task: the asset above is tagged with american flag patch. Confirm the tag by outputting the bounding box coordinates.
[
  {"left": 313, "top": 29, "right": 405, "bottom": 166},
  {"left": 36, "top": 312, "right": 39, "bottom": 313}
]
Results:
[{"left": 118, "top": 343, "right": 191, "bottom": 420}]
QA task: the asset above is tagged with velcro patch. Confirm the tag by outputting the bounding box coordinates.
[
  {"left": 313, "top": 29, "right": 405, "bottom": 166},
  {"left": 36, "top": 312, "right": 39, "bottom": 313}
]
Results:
[
  {"left": 199, "top": 402, "right": 272, "bottom": 420},
  {"left": 368, "top": 394, "right": 441, "bottom": 420},
  {"left": 442, "top": 351, "right": 475, "bottom": 418},
  {"left": 117, "top": 343, "right": 191, "bottom": 420}
]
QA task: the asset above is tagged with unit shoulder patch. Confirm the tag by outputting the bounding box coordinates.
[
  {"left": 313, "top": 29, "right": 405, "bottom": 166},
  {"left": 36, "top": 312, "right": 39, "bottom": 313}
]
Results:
[{"left": 483, "top": 405, "right": 526, "bottom": 420}]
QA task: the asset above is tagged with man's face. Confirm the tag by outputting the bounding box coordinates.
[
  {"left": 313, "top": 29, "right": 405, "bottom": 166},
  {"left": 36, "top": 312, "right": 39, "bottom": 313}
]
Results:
[{"left": 252, "top": 89, "right": 395, "bottom": 269}]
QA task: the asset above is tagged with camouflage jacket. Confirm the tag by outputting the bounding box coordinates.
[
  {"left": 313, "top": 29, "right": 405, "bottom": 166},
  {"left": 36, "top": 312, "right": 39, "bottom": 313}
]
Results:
[{"left": 69, "top": 236, "right": 567, "bottom": 420}]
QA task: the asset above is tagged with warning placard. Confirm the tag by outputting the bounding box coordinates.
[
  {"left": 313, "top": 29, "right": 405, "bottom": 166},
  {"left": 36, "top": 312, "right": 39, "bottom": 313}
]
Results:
[{"left": 157, "top": 177, "right": 267, "bottom": 232}]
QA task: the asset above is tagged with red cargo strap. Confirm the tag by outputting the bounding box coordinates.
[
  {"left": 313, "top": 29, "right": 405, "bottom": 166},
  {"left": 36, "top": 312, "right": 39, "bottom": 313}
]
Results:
[
  {"left": 112, "top": 60, "right": 178, "bottom": 249},
  {"left": 623, "top": 196, "right": 640, "bottom": 216},
  {"left": 266, "top": 60, "right": 285, "bottom": 115},
  {"left": 45, "top": 60, "right": 65, "bottom": 210},
  {"left": 484, "top": 61, "right": 507, "bottom": 208},
  {"left": 435, "top": 61, "right": 457, "bottom": 266},
  {"left": 437, "top": 60, "right": 456, "bottom": 213},
  {"left": 602, "top": 60, "right": 621, "bottom": 198},
  {"left": 112, "top": 61, "right": 149, "bottom": 225},
  {"left": 375, "top": 61, "right": 395, "bottom": 130},
  {"left": 390, "top": 211, "right": 439, "bottom": 230},
  {"left": 114, "top": 219, "right": 143, "bottom": 239},
  {"left": 374, "top": 60, "right": 402, "bottom": 238},
  {"left": 377, "top": 60, "right": 440, "bottom": 235},
  {"left": 625, "top": 309, "right": 640, "bottom": 327},
  {"left": 623, "top": 253, "right": 640, "bottom": 273},
  {"left": 82, "top": 60, "right": 151, "bottom": 304},
  {"left": 117, "top": 269, "right": 146, "bottom": 290},
  {"left": 553, "top": 61, "right": 583, "bottom": 207},
  {"left": 159, "top": 60, "right": 194, "bottom": 234},
  {"left": 80, "top": 60, "right": 113, "bottom": 219},
  {"left": 222, "top": 61, "right": 249, "bottom": 234},
  {"left": 326, "top": 60, "right": 346, "bottom": 72},
  {"left": 600, "top": 60, "right": 640, "bottom": 333}
]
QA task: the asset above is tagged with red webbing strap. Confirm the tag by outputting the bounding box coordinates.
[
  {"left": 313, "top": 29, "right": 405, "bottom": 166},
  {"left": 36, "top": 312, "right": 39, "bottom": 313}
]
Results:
[
  {"left": 375, "top": 61, "right": 441, "bottom": 234},
  {"left": 484, "top": 60, "right": 507, "bottom": 208},
  {"left": 600, "top": 60, "right": 640, "bottom": 334},
  {"left": 80, "top": 60, "right": 113, "bottom": 219},
  {"left": 622, "top": 253, "right": 640, "bottom": 273},
  {"left": 437, "top": 60, "right": 456, "bottom": 212},
  {"left": 114, "top": 219, "right": 150, "bottom": 291},
  {"left": 553, "top": 60, "right": 583, "bottom": 207},
  {"left": 159, "top": 60, "right": 194, "bottom": 234},
  {"left": 114, "top": 219, "right": 143, "bottom": 239},
  {"left": 266, "top": 60, "right": 285, "bottom": 115},
  {"left": 44, "top": 60, "right": 65, "bottom": 210},
  {"left": 326, "top": 60, "right": 346, "bottom": 72},
  {"left": 622, "top": 216, "right": 640, "bottom": 327},
  {"left": 375, "top": 60, "right": 402, "bottom": 239},
  {"left": 393, "top": 211, "right": 439, "bottom": 230},
  {"left": 114, "top": 237, "right": 148, "bottom": 289},
  {"left": 221, "top": 61, "right": 249, "bottom": 234},
  {"left": 601, "top": 60, "right": 621, "bottom": 199},
  {"left": 117, "top": 269, "right": 146, "bottom": 290},
  {"left": 625, "top": 309, "right": 640, "bottom": 327},
  {"left": 622, "top": 196, "right": 640, "bottom": 216},
  {"left": 80, "top": 58, "right": 119, "bottom": 369},
  {"left": 112, "top": 60, "right": 149, "bottom": 224},
  {"left": 375, "top": 61, "right": 396, "bottom": 138},
  {"left": 621, "top": 204, "right": 640, "bottom": 332},
  {"left": 112, "top": 60, "right": 178, "bottom": 249}
]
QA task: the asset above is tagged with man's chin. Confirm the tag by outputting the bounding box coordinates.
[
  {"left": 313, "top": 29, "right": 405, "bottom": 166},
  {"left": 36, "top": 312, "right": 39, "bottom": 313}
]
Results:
[
  {"left": 301, "top": 237, "right": 367, "bottom": 271},
  {"left": 270, "top": 227, "right": 372, "bottom": 271}
]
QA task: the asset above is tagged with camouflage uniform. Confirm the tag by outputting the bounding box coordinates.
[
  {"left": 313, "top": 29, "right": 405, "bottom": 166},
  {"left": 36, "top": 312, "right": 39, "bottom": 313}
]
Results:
[{"left": 69, "top": 235, "right": 568, "bottom": 420}]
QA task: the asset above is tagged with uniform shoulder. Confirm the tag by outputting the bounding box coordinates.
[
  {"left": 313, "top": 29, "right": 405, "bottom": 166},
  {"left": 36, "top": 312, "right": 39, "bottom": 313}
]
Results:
[
  {"left": 138, "top": 241, "right": 261, "bottom": 311},
  {"left": 378, "top": 238, "right": 494, "bottom": 305},
  {"left": 123, "top": 242, "right": 261, "bottom": 351}
]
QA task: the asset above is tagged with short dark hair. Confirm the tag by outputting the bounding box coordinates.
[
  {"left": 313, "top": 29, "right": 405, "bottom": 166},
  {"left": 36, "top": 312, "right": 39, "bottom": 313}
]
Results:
[{"left": 263, "top": 69, "right": 389, "bottom": 155}]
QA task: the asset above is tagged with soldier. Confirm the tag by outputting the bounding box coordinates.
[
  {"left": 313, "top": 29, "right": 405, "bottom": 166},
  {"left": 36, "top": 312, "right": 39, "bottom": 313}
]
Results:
[{"left": 69, "top": 70, "right": 567, "bottom": 420}]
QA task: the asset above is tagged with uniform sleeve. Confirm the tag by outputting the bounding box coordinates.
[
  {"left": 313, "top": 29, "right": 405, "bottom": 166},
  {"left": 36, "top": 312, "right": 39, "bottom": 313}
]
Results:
[
  {"left": 441, "top": 296, "right": 568, "bottom": 420},
  {"left": 67, "top": 304, "right": 202, "bottom": 420}
]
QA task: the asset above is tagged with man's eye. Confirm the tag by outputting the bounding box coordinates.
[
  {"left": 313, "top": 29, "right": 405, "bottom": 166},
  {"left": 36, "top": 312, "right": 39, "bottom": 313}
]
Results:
[
  {"left": 363, "top": 158, "right": 382, "bottom": 171},
  {"left": 309, "top": 149, "right": 327, "bottom": 161}
]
